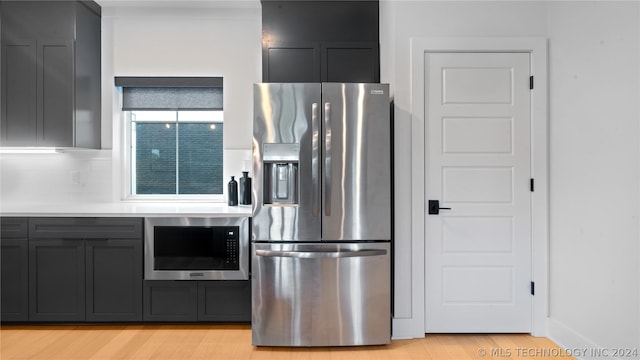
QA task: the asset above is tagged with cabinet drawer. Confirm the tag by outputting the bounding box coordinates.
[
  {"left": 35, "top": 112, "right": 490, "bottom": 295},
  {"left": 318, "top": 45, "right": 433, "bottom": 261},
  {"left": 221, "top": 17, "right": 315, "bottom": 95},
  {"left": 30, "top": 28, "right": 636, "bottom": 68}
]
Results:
[
  {"left": 1, "top": 217, "right": 28, "bottom": 239},
  {"left": 29, "top": 217, "right": 143, "bottom": 239}
]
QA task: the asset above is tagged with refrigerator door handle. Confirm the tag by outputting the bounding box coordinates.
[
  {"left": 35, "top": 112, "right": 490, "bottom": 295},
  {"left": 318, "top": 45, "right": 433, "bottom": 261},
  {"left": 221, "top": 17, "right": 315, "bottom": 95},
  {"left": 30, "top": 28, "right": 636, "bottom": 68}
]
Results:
[
  {"left": 311, "top": 102, "right": 319, "bottom": 217},
  {"left": 324, "top": 102, "right": 332, "bottom": 216},
  {"left": 255, "top": 248, "right": 387, "bottom": 259}
]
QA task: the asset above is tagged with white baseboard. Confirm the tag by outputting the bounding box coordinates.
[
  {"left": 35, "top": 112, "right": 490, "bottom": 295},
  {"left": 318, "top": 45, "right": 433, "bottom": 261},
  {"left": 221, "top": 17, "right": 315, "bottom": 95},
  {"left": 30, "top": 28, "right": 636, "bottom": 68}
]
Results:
[
  {"left": 547, "top": 318, "right": 632, "bottom": 360},
  {"left": 392, "top": 318, "right": 424, "bottom": 340}
]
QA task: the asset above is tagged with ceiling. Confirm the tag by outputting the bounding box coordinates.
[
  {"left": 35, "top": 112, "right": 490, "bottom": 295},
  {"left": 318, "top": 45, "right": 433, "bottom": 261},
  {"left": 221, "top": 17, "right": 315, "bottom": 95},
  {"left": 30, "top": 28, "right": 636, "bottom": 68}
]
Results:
[{"left": 94, "top": 0, "right": 261, "bottom": 9}]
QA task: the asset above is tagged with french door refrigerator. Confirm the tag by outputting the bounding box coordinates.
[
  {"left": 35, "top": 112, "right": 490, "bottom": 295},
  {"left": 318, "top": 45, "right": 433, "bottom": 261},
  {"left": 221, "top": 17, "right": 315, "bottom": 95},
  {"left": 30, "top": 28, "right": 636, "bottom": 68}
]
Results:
[{"left": 251, "top": 83, "right": 391, "bottom": 347}]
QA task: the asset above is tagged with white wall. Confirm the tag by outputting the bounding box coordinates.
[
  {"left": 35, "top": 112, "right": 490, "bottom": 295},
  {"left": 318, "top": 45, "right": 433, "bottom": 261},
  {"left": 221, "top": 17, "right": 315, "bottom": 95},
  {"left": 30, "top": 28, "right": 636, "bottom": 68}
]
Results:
[
  {"left": 383, "top": 0, "right": 640, "bottom": 352},
  {"left": 546, "top": 2, "right": 640, "bottom": 352}
]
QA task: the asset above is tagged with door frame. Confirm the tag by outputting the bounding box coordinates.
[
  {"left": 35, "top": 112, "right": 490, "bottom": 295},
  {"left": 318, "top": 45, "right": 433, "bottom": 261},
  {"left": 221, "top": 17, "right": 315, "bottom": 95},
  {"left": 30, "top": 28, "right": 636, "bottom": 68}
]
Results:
[{"left": 409, "top": 37, "right": 549, "bottom": 337}]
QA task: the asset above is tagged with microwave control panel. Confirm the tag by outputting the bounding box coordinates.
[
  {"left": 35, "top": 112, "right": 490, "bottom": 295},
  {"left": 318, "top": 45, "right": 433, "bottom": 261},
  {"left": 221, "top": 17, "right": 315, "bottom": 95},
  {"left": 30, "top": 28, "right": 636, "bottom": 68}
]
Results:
[{"left": 224, "top": 226, "right": 239, "bottom": 268}]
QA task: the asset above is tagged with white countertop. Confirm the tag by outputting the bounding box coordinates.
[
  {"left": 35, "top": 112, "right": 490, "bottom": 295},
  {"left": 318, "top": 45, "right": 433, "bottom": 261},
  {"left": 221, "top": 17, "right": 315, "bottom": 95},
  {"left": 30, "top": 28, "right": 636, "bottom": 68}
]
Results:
[{"left": 0, "top": 202, "right": 252, "bottom": 217}]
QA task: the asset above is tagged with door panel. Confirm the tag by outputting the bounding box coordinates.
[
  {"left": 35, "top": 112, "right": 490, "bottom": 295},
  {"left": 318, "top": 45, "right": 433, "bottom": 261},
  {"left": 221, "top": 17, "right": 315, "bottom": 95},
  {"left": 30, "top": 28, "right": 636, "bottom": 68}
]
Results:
[
  {"left": 252, "top": 242, "right": 390, "bottom": 346},
  {"left": 442, "top": 67, "right": 513, "bottom": 104},
  {"left": 425, "top": 52, "right": 531, "bottom": 333},
  {"left": 321, "top": 83, "right": 391, "bottom": 241},
  {"left": 252, "top": 83, "right": 321, "bottom": 241},
  {"left": 442, "top": 117, "right": 513, "bottom": 154}
]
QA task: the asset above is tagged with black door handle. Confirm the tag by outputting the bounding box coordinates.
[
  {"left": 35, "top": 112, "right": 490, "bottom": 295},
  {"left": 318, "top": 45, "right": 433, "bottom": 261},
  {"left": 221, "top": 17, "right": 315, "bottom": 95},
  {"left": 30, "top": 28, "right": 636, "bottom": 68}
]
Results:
[{"left": 428, "top": 200, "right": 451, "bottom": 215}]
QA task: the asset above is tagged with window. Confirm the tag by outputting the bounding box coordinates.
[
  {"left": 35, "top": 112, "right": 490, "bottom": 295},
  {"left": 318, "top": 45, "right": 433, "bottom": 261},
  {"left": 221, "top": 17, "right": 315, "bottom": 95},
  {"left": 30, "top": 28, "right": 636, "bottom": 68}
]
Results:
[
  {"left": 129, "top": 110, "right": 223, "bottom": 195},
  {"left": 116, "top": 77, "right": 224, "bottom": 200}
]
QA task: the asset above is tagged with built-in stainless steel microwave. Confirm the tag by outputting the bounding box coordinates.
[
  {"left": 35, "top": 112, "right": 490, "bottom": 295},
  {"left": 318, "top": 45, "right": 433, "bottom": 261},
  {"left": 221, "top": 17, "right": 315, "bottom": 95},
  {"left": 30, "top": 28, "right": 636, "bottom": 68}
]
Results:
[{"left": 144, "top": 217, "right": 249, "bottom": 280}]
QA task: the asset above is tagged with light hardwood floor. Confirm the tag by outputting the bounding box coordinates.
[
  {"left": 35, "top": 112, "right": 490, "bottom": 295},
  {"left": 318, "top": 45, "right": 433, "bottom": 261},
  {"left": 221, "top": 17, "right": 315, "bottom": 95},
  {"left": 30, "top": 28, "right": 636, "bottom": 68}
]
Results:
[{"left": 1, "top": 324, "right": 573, "bottom": 360}]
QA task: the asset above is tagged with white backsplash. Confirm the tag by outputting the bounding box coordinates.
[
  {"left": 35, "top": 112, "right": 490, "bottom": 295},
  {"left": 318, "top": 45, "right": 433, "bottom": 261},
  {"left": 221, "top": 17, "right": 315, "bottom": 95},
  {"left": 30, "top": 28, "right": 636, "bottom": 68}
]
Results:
[
  {"left": 0, "top": 148, "right": 252, "bottom": 207},
  {"left": 0, "top": 150, "right": 114, "bottom": 206}
]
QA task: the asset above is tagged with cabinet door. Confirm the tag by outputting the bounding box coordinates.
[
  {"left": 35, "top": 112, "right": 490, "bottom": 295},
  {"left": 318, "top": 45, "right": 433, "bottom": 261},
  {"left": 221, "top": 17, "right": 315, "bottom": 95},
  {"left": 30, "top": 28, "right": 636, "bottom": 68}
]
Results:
[
  {"left": 263, "top": 41, "right": 320, "bottom": 82},
  {"left": 29, "top": 239, "right": 85, "bottom": 322},
  {"left": 86, "top": 239, "right": 142, "bottom": 322},
  {"left": 1, "top": 239, "right": 29, "bottom": 322},
  {"left": 143, "top": 281, "right": 198, "bottom": 322},
  {"left": 321, "top": 42, "right": 379, "bottom": 83},
  {"left": 38, "top": 40, "right": 74, "bottom": 147},
  {"left": 1, "top": 40, "right": 37, "bottom": 146},
  {"left": 2, "top": 218, "right": 29, "bottom": 322},
  {"left": 0, "top": 39, "right": 73, "bottom": 147},
  {"left": 198, "top": 281, "right": 251, "bottom": 322}
]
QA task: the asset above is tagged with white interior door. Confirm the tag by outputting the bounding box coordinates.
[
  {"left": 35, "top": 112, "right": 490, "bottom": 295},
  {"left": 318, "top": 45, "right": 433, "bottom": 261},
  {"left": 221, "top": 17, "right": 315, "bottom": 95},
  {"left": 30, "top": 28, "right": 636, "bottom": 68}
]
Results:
[{"left": 424, "top": 52, "right": 532, "bottom": 333}]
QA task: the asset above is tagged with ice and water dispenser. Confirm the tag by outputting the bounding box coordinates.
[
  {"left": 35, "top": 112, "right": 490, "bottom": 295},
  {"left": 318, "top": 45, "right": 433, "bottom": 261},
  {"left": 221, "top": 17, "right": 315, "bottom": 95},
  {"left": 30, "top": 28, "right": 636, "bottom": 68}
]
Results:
[{"left": 262, "top": 143, "right": 299, "bottom": 205}]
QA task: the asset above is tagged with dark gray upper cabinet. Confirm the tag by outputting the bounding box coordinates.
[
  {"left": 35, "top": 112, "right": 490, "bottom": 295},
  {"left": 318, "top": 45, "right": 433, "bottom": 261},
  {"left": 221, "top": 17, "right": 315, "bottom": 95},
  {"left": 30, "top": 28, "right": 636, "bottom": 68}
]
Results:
[
  {"left": 321, "top": 42, "right": 379, "bottom": 83},
  {"left": 261, "top": 1, "right": 380, "bottom": 83},
  {"left": 0, "top": 1, "right": 101, "bottom": 148},
  {"left": 263, "top": 41, "right": 321, "bottom": 82}
]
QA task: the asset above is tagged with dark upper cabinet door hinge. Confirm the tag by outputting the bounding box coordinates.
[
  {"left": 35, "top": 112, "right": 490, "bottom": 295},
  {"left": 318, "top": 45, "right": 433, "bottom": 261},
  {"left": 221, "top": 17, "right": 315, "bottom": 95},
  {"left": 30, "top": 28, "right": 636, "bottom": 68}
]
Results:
[
  {"left": 530, "top": 178, "right": 534, "bottom": 192},
  {"left": 529, "top": 76, "right": 534, "bottom": 90},
  {"left": 530, "top": 281, "right": 535, "bottom": 296}
]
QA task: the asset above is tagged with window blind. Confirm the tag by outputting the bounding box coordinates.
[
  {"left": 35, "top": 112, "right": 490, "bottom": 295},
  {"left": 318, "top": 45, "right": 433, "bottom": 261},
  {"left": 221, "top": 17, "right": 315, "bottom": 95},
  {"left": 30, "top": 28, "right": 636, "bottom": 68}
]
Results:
[{"left": 115, "top": 77, "right": 223, "bottom": 110}]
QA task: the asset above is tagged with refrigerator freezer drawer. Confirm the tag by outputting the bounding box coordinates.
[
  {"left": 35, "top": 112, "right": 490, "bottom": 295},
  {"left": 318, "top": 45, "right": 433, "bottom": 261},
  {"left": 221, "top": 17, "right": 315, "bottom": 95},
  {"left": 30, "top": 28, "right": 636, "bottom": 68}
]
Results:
[{"left": 251, "top": 242, "right": 391, "bottom": 347}]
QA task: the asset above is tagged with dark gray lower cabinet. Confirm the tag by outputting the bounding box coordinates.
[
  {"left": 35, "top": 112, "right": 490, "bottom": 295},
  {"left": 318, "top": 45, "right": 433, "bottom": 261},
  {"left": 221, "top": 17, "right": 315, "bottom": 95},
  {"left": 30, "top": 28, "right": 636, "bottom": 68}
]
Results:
[
  {"left": 86, "top": 239, "right": 142, "bottom": 322},
  {"left": 1, "top": 217, "right": 29, "bottom": 321},
  {"left": 27, "top": 217, "right": 144, "bottom": 323},
  {"left": 1, "top": 216, "right": 248, "bottom": 324},
  {"left": 198, "top": 281, "right": 251, "bottom": 322},
  {"left": 144, "top": 281, "right": 250, "bottom": 323},
  {"left": 1, "top": 239, "right": 29, "bottom": 321},
  {"left": 29, "top": 239, "right": 86, "bottom": 322},
  {"left": 29, "top": 238, "right": 143, "bottom": 322},
  {"left": 143, "top": 281, "right": 198, "bottom": 322}
]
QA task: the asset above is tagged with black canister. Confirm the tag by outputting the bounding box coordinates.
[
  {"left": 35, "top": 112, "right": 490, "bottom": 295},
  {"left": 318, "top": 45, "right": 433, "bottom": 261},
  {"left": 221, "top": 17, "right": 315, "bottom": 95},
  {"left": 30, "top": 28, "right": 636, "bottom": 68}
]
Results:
[
  {"left": 239, "top": 171, "right": 252, "bottom": 205},
  {"left": 228, "top": 176, "right": 238, "bottom": 206}
]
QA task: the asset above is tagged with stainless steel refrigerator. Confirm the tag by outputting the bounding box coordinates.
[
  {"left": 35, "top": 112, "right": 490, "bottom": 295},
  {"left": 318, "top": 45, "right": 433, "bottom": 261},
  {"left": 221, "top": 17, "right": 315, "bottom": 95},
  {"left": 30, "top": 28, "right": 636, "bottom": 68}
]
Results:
[{"left": 251, "top": 83, "right": 391, "bottom": 347}]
